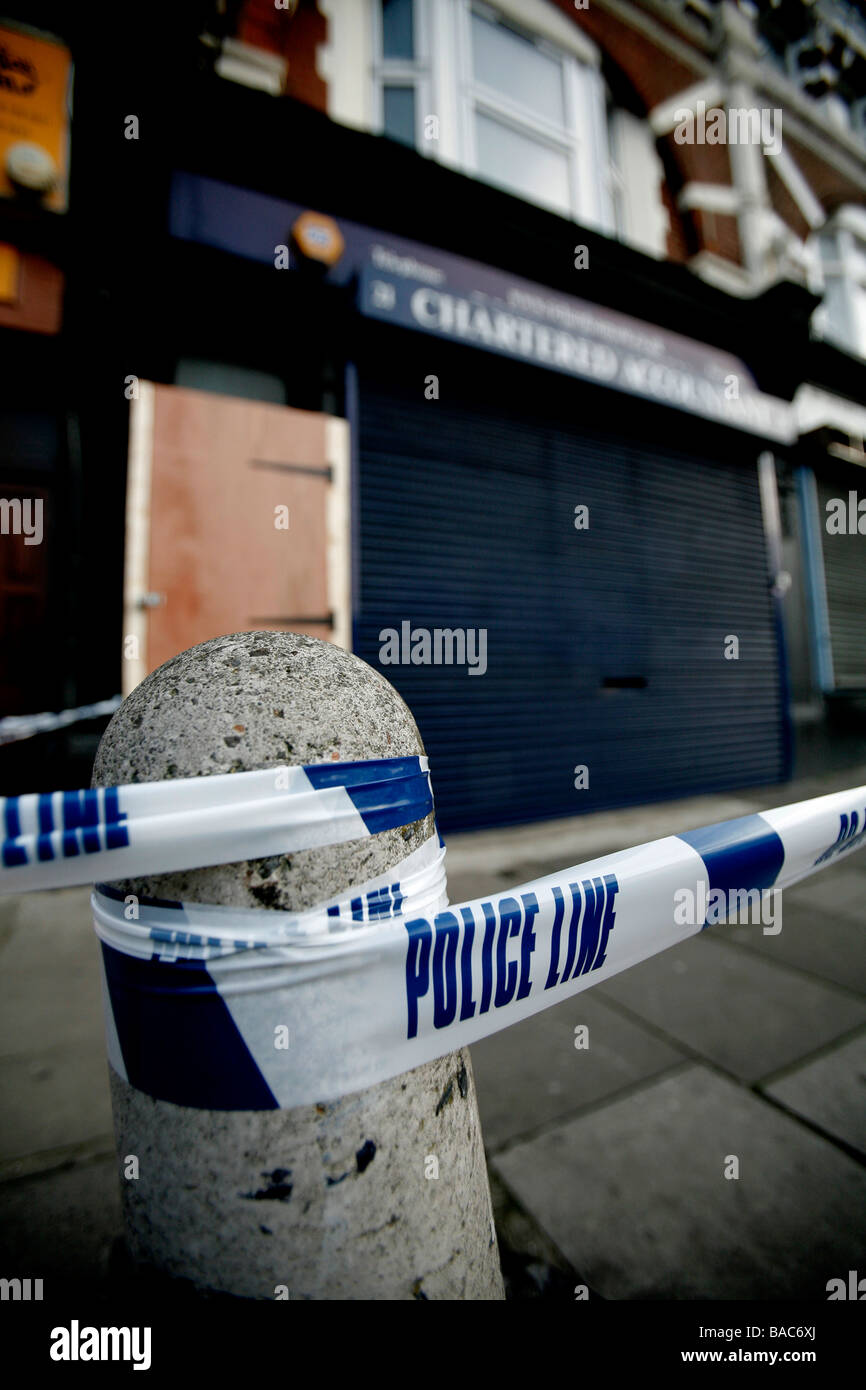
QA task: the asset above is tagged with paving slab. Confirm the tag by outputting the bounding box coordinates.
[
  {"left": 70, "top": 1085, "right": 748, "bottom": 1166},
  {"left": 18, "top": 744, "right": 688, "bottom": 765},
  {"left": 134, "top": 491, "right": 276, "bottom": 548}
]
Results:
[
  {"left": 0, "top": 887, "right": 112, "bottom": 1175},
  {"left": 761, "top": 1030, "right": 866, "bottom": 1157},
  {"left": 792, "top": 862, "right": 865, "bottom": 918},
  {"left": 493, "top": 1064, "right": 866, "bottom": 1300},
  {"left": 735, "top": 765, "right": 866, "bottom": 811},
  {"left": 595, "top": 933, "right": 866, "bottom": 1082},
  {"left": 0, "top": 1038, "right": 113, "bottom": 1169},
  {"left": 0, "top": 887, "right": 104, "bottom": 1058},
  {"left": 487, "top": 1168, "right": 580, "bottom": 1300},
  {"left": 471, "top": 994, "right": 683, "bottom": 1152},
  {"left": 0, "top": 1155, "right": 122, "bottom": 1296},
  {"left": 444, "top": 793, "right": 759, "bottom": 901},
  {"left": 725, "top": 895, "right": 866, "bottom": 995}
]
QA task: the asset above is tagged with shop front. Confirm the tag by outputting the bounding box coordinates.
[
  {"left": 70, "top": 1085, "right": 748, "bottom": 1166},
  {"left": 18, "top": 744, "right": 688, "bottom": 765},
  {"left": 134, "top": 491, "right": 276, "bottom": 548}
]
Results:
[{"left": 159, "top": 171, "right": 795, "bottom": 829}]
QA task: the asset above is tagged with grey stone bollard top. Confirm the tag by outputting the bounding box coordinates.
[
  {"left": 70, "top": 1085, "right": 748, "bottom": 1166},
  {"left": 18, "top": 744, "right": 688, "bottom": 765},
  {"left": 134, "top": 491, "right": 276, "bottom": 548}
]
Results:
[{"left": 93, "top": 629, "right": 435, "bottom": 910}]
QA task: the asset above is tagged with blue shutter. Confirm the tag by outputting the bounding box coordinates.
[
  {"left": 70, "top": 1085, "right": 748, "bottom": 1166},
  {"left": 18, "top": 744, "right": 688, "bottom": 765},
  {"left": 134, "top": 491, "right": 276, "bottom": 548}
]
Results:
[{"left": 355, "top": 349, "right": 785, "bottom": 831}]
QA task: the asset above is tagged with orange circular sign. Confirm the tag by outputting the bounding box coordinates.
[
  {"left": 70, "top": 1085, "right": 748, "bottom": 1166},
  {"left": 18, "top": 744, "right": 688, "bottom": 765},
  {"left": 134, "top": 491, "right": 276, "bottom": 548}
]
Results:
[{"left": 292, "top": 212, "right": 345, "bottom": 267}]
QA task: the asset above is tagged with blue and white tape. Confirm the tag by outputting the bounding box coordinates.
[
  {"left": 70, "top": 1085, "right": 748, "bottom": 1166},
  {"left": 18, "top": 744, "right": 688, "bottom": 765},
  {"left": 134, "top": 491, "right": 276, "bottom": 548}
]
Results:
[
  {"left": 2, "top": 753, "right": 862, "bottom": 1108},
  {"left": 83, "top": 769, "right": 866, "bottom": 1111},
  {"left": 0, "top": 756, "right": 434, "bottom": 894},
  {"left": 0, "top": 695, "right": 122, "bottom": 747}
]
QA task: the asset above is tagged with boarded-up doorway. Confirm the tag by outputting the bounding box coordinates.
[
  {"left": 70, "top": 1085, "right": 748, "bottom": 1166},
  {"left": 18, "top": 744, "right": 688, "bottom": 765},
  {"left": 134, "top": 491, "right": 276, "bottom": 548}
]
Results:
[{"left": 123, "top": 383, "right": 350, "bottom": 693}]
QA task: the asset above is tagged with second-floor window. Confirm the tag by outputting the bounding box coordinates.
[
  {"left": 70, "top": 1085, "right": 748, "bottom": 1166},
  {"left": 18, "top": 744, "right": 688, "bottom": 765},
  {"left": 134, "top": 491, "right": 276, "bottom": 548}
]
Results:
[{"left": 373, "top": 0, "right": 613, "bottom": 229}]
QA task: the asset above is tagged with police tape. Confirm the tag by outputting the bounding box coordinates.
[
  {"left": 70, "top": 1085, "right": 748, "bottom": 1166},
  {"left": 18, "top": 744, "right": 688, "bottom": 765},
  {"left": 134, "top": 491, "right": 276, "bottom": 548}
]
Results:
[
  {"left": 2, "top": 755, "right": 864, "bottom": 1109},
  {"left": 0, "top": 756, "right": 434, "bottom": 893},
  {"left": 0, "top": 696, "right": 122, "bottom": 746},
  {"left": 82, "top": 771, "right": 864, "bottom": 1111}
]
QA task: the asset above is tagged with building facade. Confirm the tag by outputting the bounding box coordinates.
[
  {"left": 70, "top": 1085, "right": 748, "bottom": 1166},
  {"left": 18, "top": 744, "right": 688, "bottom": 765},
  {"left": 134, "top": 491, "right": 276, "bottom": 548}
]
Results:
[{"left": 1, "top": 0, "right": 864, "bottom": 827}]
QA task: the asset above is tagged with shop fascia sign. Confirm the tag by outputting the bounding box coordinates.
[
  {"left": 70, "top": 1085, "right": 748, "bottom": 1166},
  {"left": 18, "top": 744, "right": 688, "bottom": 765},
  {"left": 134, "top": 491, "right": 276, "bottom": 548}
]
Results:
[
  {"left": 169, "top": 172, "right": 794, "bottom": 443},
  {"left": 358, "top": 244, "right": 793, "bottom": 443}
]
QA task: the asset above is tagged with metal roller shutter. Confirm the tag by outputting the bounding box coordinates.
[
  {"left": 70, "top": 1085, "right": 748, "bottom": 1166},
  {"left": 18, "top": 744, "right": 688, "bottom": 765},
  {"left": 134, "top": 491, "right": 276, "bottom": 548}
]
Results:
[
  {"left": 817, "top": 474, "right": 866, "bottom": 690},
  {"left": 355, "top": 345, "right": 785, "bottom": 832}
]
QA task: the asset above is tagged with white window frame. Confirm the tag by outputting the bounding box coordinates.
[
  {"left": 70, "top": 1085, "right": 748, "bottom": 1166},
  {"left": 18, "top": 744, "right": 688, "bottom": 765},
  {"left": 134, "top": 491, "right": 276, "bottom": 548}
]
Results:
[
  {"left": 371, "top": 0, "right": 435, "bottom": 152},
  {"left": 370, "top": 0, "right": 614, "bottom": 230}
]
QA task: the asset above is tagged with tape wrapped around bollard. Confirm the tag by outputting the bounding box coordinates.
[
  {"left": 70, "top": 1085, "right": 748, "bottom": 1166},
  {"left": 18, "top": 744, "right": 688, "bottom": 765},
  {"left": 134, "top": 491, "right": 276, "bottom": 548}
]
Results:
[
  {"left": 3, "top": 758, "right": 864, "bottom": 1110},
  {"left": 0, "top": 757, "right": 434, "bottom": 892},
  {"left": 73, "top": 768, "right": 866, "bottom": 1110}
]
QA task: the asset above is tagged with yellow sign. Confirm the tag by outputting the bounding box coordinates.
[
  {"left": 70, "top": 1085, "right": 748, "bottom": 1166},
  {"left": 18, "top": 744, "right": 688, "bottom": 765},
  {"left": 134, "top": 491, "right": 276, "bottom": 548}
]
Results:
[
  {"left": 0, "top": 24, "right": 72, "bottom": 213},
  {"left": 0, "top": 242, "right": 19, "bottom": 301}
]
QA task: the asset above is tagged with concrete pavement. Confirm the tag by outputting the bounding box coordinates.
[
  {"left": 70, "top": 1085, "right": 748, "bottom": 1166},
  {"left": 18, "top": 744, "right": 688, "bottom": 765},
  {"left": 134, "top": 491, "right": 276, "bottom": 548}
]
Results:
[
  {"left": 1, "top": 763, "right": 864, "bottom": 1299},
  {"left": 455, "top": 764, "right": 866, "bottom": 1299}
]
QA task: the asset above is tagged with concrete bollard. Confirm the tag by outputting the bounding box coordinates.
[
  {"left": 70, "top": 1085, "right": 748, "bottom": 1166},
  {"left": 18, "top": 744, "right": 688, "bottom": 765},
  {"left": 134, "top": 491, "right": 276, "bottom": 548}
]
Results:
[{"left": 92, "top": 630, "right": 504, "bottom": 1301}]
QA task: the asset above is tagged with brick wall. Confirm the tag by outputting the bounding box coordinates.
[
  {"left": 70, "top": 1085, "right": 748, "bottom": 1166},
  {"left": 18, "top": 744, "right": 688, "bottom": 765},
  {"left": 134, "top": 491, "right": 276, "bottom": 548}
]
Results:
[
  {"left": 237, "top": 0, "right": 327, "bottom": 110},
  {"left": 229, "top": 0, "right": 858, "bottom": 274}
]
